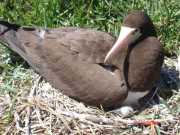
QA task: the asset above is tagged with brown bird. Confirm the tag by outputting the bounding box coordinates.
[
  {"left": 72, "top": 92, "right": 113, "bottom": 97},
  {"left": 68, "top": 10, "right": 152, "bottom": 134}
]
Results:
[{"left": 0, "top": 11, "right": 164, "bottom": 110}]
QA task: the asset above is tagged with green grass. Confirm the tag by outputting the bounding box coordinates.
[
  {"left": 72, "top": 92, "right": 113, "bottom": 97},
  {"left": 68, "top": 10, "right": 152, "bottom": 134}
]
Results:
[{"left": 0, "top": 0, "right": 179, "bottom": 54}]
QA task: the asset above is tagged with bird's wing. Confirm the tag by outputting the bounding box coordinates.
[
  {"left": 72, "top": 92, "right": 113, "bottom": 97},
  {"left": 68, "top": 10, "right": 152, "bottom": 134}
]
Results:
[
  {"left": 2, "top": 26, "right": 127, "bottom": 108},
  {"left": 41, "top": 27, "right": 115, "bottom": 64}
]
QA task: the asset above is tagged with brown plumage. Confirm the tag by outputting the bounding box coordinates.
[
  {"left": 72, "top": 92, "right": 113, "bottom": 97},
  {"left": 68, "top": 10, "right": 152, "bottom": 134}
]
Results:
[{"left": 0, "top": 11, "right": 164, "bottom": 109}]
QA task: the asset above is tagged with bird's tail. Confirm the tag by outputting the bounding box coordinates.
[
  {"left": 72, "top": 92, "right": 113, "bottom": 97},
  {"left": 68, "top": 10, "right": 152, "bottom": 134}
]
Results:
[
  {"left": 0, "top": 21, "right": 20, "bottom": 36},
  {"left": 0, "top": 21, "right": 43, "bottom": 73},
  {"left": 0, "top": 20, "right": 21, "bottom": 46},
  {"left": 0, "top": 21, "right": 30, "bottom": 63}
]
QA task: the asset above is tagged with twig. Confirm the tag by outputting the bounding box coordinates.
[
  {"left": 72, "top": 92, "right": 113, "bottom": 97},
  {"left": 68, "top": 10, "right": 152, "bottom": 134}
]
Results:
[
  {"left": 35, "top": 107, "right": 53, "bottom": 135},
  {"left": 14, "top": 111, "right": 25, "bottom": 133},
  {"left": 25, "top": 76, "right": 42, "bottom": 135},
  {"left": 28, "top": 97, "right": 172, "bottom": 127},
  {"left": 28, "top": 96, "right": 73, "bottom": 133}
]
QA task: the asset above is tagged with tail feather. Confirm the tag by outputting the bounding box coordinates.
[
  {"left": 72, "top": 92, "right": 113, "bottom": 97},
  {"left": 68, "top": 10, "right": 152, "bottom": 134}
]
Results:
[
  {"left": 0, "top": 21, "right": 20, "bottom": 36},
  {"left": 0, "top": 21, "right": 28, "bottom": 62},
  {"left": 0, "top": 21, "right": 20, "bottom": 30},
  {"left": 0, "top": 21, "right": 43, "bottom": 73}
]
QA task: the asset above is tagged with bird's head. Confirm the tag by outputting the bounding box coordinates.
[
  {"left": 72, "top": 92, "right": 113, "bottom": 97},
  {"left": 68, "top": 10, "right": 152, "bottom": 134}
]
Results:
[{"left": 104, "top": 11, "right": 156, "bottom": 65}]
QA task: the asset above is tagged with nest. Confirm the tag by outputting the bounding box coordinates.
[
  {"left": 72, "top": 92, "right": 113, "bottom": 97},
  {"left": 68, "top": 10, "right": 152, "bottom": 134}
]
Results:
[{"left": 0, "top": 57, "right": 180, "bottom": 134}]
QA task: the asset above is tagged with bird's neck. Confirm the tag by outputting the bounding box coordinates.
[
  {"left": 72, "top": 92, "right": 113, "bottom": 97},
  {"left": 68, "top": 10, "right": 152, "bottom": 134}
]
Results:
[{"left": 110, "top": 48, "right": 130, "bottom": 89}]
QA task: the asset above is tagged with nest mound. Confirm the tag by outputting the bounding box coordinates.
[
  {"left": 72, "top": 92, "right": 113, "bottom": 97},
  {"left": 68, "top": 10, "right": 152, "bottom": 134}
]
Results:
[{"left": 0, "top": 57, "right": 180, "bottom": 134}]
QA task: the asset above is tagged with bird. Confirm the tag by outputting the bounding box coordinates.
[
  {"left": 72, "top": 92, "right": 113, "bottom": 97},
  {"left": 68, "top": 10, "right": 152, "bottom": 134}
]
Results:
[{"left": 0, "top": 11, "right": 164, "bottom": 110}]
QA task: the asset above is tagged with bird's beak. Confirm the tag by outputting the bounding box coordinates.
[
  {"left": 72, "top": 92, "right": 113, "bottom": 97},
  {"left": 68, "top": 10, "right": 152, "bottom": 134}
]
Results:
[{"left": 104, "top": 26, "right": 141, "bottom": 64}]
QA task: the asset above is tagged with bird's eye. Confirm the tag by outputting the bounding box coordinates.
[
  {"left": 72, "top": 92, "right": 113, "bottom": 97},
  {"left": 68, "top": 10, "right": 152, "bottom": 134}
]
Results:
[
  {"left": 132, "top": 28, "right": 140, "bottom": 35},
  {"left": 134, "top": 29, "right": 138, "bottom": 32},
  {"left": 135, "top": 28, "right": 140, "bottom": 33}
]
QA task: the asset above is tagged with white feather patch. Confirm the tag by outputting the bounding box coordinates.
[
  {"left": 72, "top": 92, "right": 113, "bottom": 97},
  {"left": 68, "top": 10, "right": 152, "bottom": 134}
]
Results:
[
  {"left": 39, "top": 30, "right": 46, "bottom": 39},
  {"left": 122, "top": 91, "right": 149, "bottom": 106}
]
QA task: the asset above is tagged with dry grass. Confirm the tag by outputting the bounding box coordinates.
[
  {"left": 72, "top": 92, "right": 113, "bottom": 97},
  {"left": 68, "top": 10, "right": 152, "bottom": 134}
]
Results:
[{"left": 0, "top": 57, "right": 179, "bottom": 135}]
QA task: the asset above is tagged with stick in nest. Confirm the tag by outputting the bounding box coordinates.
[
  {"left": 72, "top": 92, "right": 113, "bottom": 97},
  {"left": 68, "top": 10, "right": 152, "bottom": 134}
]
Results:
[{"left": 25, "top": 76, "right": 42, "bottom": 135}]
